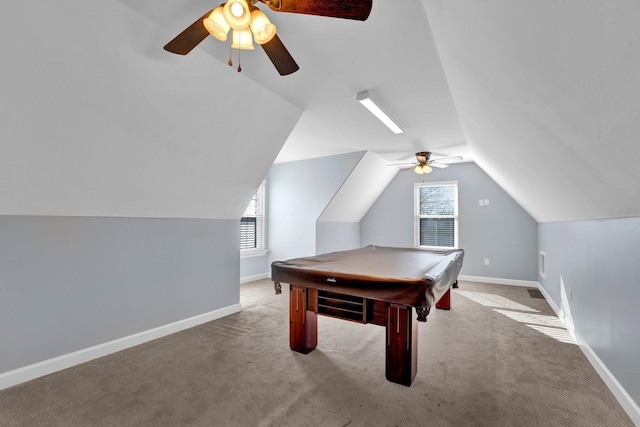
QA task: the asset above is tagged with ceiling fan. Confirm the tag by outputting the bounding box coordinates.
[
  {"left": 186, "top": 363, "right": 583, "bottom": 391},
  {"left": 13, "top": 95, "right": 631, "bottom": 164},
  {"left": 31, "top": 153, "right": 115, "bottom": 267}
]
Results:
[
  {"left": 164, "top": 0, "right": 373, "bottom": 76},
  {"left": 389, "top": 152, "right": 464, "bottom": 175}
]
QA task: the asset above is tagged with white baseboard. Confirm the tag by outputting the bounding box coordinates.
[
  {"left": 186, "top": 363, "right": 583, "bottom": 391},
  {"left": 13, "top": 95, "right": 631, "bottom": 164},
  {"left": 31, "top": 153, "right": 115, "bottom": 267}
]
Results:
[
  {"left": 458, "top": 275, "right": 539, "bottom": 288},
  {"left": 536, "top": 282, "right": 561, "bottom": 315},
  {"left": 240, "top": 273, "right": 269, "bottom": 284},
  {"left": 573, "top": 329, "right": 640, "bottom": 425},
  {"left": 535, "top": 283, "right": 640, "bottom": 425},
  {"left": 0, "top": 303, "right": 241, "bottom": 391}
]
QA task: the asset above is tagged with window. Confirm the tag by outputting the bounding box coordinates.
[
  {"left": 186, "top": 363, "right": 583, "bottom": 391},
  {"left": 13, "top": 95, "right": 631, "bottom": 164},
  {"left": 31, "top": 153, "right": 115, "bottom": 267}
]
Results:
[
  {"left": 241, "top": 181, "right": 266, "bottom": 257},
  {"left": 414, "top": 181, "right": 458, "bottom": 249}
]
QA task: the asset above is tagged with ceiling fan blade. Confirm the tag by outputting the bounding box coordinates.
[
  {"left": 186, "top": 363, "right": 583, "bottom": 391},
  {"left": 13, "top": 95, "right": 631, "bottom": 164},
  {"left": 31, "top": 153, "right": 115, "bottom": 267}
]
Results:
[
  {"left": 387, "top": 162, "right": 417, "bottom": 166},
  {"left": 432, "top": 155, "right": 463, "bottom": 162},
  {"left": 430, "top": 162, "right": 450, "bottom": 169},
  {"left": 260, "top": 34, "right": 299, "bottom": 75},
  {"left": 260, "top": 0, "right": 372, "bottom": 21},
  {"left": 164, "top": 9, "right": 213, "bottom": 55}
]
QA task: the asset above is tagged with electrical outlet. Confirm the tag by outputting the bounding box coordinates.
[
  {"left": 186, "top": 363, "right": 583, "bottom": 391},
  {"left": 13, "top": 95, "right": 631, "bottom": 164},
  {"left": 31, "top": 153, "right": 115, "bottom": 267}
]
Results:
[
  {"left": 479, "top": 199, "right": 484, "bottom": 206},
  {"left": 484, "top": 258, "right": 490, "bottom": 266},
  {"left": 484, "top": 199, "right": 490, "bottom": 205}
]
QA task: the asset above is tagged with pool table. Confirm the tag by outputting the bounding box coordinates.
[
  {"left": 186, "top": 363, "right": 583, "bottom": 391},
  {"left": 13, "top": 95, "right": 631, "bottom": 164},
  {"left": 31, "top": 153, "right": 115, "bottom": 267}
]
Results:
[{"left": 271, "top": 245, "right": 464, "bottom": 386}]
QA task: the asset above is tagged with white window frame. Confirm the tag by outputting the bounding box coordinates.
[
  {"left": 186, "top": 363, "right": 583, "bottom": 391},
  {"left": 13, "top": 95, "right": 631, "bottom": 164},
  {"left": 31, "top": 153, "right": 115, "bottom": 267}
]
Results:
[
  {"left": 240, "top": 180, "right": 267, "bottom": 258},
  {"left": 414, "top": 181, "right": 459, "bottom": 250}
]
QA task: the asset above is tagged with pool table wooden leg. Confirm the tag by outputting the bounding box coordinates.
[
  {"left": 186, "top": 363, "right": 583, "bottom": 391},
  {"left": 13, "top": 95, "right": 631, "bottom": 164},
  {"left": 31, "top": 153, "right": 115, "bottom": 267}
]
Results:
[
  {"left": 385, "top": 304, "right": 418, "bottom": 386},
  {"left": 289, "top": 285, "right": 318, "bottom": 354},
  {"left": 435, "top": 287, "right": 451, "bottom": 310}
]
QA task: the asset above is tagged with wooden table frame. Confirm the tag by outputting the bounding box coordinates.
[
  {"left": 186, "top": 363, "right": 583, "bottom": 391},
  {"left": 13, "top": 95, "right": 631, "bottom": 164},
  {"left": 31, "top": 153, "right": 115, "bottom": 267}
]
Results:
[{"left": 286, "top": 283, "right": 454, "bottom": 386}]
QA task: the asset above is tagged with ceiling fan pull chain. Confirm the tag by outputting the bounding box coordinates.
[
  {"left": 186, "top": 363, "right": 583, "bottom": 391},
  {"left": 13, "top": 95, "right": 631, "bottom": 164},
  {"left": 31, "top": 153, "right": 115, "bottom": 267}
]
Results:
[
  {"left": 228, "top": 39, "right": 233, "bottom": 67},
  {"left": 237, "top": 47, "right": 242, "bottom": 72}
]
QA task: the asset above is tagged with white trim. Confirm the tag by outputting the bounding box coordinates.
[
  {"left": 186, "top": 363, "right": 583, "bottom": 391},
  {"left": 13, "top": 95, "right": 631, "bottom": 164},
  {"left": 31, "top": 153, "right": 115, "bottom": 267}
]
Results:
[
  {"left": 458, "top": 275, "right": 539, "bottom": 288},
  {"left": 536, "top": 281, "right": 561, "bottom": 315},
  {"left": 0, "top": 303, "right": 241, "bottom": 391},
  {"left": 240, "top": 273, "right": 269, "bottom": 284},
  {"left": 414, "top": 181, "right": 459, "bottom": 249},
  {"left": 528, "top": 282, "right": 639, "bottom": 424},
  {"left": 240, "top": 249, "right": 268, "bottom": 259},
  {"left": 573, "top": 329, "right": 640, "bottom": 425}
]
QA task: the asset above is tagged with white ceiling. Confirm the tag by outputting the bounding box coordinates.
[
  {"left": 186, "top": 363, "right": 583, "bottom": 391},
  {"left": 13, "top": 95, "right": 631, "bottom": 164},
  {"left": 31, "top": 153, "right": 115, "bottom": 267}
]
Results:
[
  {"left": 423, "top": 0, "right": 640, "bottom": 222},
  {"left": 137, "top": 0, "right": 470, "bottom": 164},
  {"left": 1, "top": 1, "right": 301, "bottom": 219},
  {"left": 318, "top": 151, "right": 399, "bottom": 223},
  {"left": 3, "top": 0, "right": 640, "bottom": 223}
]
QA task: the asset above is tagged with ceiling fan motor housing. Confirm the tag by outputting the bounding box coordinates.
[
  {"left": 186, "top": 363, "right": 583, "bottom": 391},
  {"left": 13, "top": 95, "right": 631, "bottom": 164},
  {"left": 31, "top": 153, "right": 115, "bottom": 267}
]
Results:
[{"left": 416, "top": 151, "right": 431, "bottom": 164}]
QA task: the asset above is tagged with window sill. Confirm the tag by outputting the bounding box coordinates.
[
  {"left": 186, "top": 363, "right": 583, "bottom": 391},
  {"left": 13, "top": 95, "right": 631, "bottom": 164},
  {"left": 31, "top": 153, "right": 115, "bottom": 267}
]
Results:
[
  {"left": 241, "top": 249, "right": 268, "bottom": 259},
  {"left": 415, "top": 245, "right": 457, "bottom": 251}
]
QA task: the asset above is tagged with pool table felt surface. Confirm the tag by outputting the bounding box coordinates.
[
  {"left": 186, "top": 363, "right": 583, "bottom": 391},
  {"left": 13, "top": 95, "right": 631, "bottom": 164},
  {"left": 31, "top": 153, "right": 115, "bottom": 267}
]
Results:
[{"left": 271, "top": 245, "right": 464, "bottom": 309}]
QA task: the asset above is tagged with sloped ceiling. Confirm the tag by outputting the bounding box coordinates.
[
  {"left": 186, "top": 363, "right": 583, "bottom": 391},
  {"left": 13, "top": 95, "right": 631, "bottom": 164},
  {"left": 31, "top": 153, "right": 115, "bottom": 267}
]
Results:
[
  {"left": 264, "top": 0, "right": 468, "bottom": 164},
  {"left": 3, "top": 1, "right": 639, "bottom": 223},
  {"left": 318, "top": 151, "right": 398, "bottom": 222},
  {"left": 422, "top": 0, "right": 640, "bottom": 222},
  {"left": 149, "top": 0, "right": 468, "bottom": 165},
  {"left": 1, "top": 1, "right": 301, "bottom": 219}
]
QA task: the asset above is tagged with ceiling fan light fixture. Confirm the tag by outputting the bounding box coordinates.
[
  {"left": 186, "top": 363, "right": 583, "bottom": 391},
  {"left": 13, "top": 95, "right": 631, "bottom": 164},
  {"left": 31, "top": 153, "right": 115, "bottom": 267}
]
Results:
[
  {"left": 356, "top": 91, "right": 404, "bottom": 134},
  {"left": 250, "top": 9, "right": 276, "bottom": 44},
  {"left": 414, "top": 164, "right": 433, "bottom": 175},
  {"left": 203, "top": 7, "right": 230, "bottom": 41},
  {"left": 223, "top": 0, "right": 251, "bottom": 29},
  {"left": 231, "top": 27, "right": 255, "bottom": 50},
  {"left": 231, "top": 3, "right": 244, "bottom": 16}
]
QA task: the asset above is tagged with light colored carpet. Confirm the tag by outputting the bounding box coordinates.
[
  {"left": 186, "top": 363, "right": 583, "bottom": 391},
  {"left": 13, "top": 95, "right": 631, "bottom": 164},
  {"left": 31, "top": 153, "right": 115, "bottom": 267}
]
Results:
[{"left": 0, "top": 280, "right": 634, "bottom": 426}]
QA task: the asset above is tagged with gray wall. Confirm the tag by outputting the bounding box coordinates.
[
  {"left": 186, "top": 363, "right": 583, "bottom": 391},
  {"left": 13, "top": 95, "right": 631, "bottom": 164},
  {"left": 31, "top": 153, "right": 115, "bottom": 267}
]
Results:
[
  {"left": 267, "top": 152, "right": 363, "bottom": 266},
  {"left": 0, "top": 216, "right": 239, "bottom": 373},
  {"left": 361, "top": 162, "right": 538, "bottom": 281},
  {"left": 316, "top": 221, "right": 360, "bottom": 255},
  {"left": 538, "top": 218, "right": 640, "bottom": 404},
  {"left": 240, "top": 253, "right": 269, "bottom": 280}
]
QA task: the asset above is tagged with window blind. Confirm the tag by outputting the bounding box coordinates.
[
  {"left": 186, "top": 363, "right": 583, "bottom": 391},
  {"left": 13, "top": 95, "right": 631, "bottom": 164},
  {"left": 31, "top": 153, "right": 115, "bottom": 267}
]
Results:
[
  {"left": 415, "top": 182, "right": 458, "bottom": 249},
  {"left": 240, "top": 181, "right": 265, "bottom": 251},
  {"left": 240, "top": 217, "right": 257, "bottom": 249},
  {"left": 419, "top": 218, "right": 455, "bottom": 247}
]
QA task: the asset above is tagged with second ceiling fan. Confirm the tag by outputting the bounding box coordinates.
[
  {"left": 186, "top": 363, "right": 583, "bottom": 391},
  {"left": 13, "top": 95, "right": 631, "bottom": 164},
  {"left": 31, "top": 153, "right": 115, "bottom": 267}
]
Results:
[
  {"left": 164, "top": 0, "right": 373, "bottom": 76},
  {"left": 390, "top": 152, "right": 464, "bottom": 175}
]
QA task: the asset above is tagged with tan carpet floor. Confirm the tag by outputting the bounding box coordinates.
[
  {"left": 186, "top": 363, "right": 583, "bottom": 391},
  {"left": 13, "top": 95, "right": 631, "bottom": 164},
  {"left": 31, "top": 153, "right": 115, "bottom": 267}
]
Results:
[{"left": 0, "top": 280, "right": 634, "bottom": 426}]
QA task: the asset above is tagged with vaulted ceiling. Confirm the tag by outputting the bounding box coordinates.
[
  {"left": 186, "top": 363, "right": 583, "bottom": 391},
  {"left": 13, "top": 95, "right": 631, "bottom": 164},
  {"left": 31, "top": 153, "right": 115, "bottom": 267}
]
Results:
[
  {"left": 423, "top": 0, "right": 640, "bottom": 222},
  {"left": 2, "top": 1, "right": 639, "bottom": 223}
]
